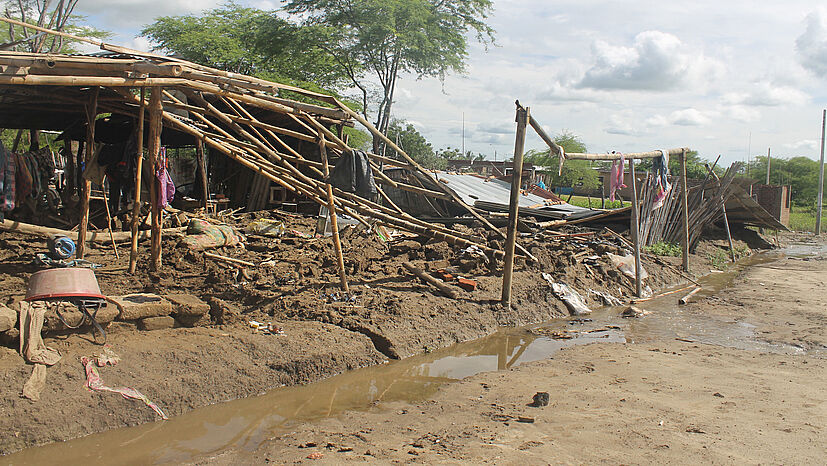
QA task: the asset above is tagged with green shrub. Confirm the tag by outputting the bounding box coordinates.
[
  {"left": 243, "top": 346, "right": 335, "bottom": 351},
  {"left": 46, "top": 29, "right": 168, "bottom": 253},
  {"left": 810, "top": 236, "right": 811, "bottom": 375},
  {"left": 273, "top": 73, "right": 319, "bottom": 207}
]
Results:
[{"left": 644, "top": 242, "right": 682, "bottom": 257}]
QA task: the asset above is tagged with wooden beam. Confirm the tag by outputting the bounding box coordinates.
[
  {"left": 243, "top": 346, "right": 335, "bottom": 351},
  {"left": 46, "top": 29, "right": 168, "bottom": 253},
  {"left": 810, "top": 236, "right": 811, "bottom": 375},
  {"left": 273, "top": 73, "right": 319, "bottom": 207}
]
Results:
[
  {"left": 629, "top": 158, "right": 643, "bottom": 297},
  {"left": 319, "top": 136, "right": 349, "bottom": 293},
  {"left": 680, "top": 148, "right": 690, "bottom": 272}
]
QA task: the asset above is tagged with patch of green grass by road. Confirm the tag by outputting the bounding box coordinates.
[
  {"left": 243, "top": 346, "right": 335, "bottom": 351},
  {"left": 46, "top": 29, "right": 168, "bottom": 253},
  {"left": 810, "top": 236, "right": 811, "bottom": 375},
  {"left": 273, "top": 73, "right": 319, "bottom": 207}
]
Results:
[
  {"left": 788, "top": 205, "right": 827, "bottom": 232},
  {"left": 565, "top": 195, "right": 630, "bottom": 209}
]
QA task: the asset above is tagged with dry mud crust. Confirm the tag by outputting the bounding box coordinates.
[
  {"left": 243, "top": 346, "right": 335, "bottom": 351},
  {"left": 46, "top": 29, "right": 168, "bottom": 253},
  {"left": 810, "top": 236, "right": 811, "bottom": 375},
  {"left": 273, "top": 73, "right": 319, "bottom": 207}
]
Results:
[
  {"left": 221, "top": 341, "right": 825, "bottom": 465},
  {"left": 0, "top": 321, "right": 385, "bottom": 455}
]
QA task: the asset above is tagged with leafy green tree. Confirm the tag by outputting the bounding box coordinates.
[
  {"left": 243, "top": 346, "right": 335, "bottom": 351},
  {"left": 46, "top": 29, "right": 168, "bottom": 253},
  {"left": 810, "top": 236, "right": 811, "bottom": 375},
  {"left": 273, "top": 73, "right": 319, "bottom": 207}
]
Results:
[
  {"left": 386, "top": 119, "right": 445, "bottom": 168},
  {"left": 746, "top": 155, "right": 826, "bottom": 207},
  {"left": 523, "top": 131, "right": 599, "bottom": 191},
  {"left": 283, "top": 0, "right": 495, "bottom": 151},
  {"left": 141, "top": 3, "right": 349, "bottom": 92},
  {"left": 3, "top": 0, "right": 109, "bottom": 53}
]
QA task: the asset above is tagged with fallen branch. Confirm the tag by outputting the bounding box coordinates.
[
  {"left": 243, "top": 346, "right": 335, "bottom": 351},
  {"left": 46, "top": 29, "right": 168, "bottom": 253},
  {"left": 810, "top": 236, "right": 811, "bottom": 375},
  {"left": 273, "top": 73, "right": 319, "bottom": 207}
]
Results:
[
  {"left": 402, "top": 262, "right": 457, "bottom": 299},
  {"left": 204, "top": 251, "right": 256, "bottom": 268},
  {"left": 0, "top": 219, "right": 184, "bottom": 244}
]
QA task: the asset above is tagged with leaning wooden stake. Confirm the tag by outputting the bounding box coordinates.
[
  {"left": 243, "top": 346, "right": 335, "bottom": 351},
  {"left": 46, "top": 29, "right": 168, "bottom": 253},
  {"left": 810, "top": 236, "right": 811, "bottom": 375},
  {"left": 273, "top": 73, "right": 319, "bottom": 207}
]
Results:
[
  {"left": 196, "top": 139, "right": 209, "bottom": 209},
  {"left": 502, "top": 106, "right": 529, "bottom": 306},
  {"left": 711, "top": 171, "right": 737, "bottom": 263},
  {"left": 128, "top": 87, "right": 146, "bottom": 274},
  {"left": 319, "top": 135, "right": 349, "bottom": 293},
  {"left": 100, "top": 175, "right": 119, "bottom": 259},
  {"left": 147, "top": 87, "right": 163, "bottom": 271},
  {"left": 680, "top": 148, "right": 690, "bottom": 272},
  {"left": 77, "top": 86, "right": 99, "bottom": 259},
  {"left": 629, "top": 158, "right": 643, "bottom": 297}
]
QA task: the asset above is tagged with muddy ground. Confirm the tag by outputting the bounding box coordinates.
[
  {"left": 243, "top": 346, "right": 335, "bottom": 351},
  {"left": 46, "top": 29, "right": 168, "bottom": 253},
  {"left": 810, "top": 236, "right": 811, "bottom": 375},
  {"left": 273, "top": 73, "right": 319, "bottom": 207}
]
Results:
[
  {"left": 207, "top": 235, "right": 826, "bottom": 465},
  {"left": 0, "top": 211, "right": 773, "bottom": 454}
]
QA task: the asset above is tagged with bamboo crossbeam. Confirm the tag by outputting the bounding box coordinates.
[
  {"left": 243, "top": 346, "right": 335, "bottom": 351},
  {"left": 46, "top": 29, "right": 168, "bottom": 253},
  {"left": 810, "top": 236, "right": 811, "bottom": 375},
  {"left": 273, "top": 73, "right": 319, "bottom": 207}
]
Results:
[
  {"left": 0, "top": 74, "right": 187, "bottom": 87},
  {"left": 565, "top": 148, "right": 690, "bottom": 161}
]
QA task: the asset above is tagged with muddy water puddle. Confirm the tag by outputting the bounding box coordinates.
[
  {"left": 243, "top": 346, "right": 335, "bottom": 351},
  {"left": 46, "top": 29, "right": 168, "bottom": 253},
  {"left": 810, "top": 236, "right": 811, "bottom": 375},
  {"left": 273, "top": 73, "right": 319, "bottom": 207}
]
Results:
[{"left": 5, "top": 243, "right": 821, "bottom": 465}]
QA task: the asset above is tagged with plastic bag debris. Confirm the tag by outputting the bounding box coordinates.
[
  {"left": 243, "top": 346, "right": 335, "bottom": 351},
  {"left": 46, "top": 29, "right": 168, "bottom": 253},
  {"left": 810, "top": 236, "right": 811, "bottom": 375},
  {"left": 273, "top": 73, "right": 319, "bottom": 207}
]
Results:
[
  {"left": 542, "top": 273, "right": 592, "bottom": 316},
  {"left": 606, "top": 253, "right": 648, "bottom": 280},
  {"left": 246, "top": 218, "right": 285, "bottom": 237}
]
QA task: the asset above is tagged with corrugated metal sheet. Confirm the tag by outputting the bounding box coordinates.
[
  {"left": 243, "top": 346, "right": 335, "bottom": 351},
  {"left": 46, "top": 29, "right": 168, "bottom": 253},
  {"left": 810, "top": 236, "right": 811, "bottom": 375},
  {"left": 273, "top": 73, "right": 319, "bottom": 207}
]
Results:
[{"left": 435, "top": 173, "right": 594, "bottom": 218}]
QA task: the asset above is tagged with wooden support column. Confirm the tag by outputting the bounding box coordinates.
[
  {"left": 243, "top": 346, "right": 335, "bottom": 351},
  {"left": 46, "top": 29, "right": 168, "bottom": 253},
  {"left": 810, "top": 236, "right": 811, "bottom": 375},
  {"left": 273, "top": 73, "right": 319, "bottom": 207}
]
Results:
[
  {"left": 629, "top": 158, "right": 643, "bottom": 297},
  {"left": 147, "top": 87, "right": 163, "bottom": 271},
  {"left": 319, "top": 135, "right": 349, "bottom": 293},
  {"left": 680, "top": 148, "right": 690, "bottom": 272},
  {"left": 502, "top": 106, "right": 529, "bottom": 307},
  {"left": 196, "top": 139, "right": 209, "bottom": 208},
  {"left": 128, "top": 87, "right": 146, "bottom": 274},
  {"left": 77, "top": 87, "right": 99, "bottom": 259}
]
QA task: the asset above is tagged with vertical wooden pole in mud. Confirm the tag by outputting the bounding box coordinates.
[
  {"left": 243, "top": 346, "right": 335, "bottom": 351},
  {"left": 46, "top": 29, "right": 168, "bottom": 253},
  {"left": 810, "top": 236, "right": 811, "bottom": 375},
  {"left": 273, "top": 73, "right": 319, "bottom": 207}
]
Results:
[
  {"left": 680, "top": 148, "right": 689, "bottom": 272},
  {"left": 147, "top": 87, "right": 163, "bottom": 271},
  {"left": 196, "top": 139, "right": 209, "bottom": 209},
  {"left": 629, "top": 158, "right": 643, "bottom": 297},
  {"left": 816, "top": 109, "right": 826, "bottom": 235},
  {"left": 502, "top": 106, "right": 529, "bottom": 307},
  {"left": 77, "top": 86, "right": 99, "bottom": 259},
  {"left": 319, "top": 135, "right": 349, "bottom": 293},
  {"left": 128, "top": 87, "right": 146, "bottom": 274}
]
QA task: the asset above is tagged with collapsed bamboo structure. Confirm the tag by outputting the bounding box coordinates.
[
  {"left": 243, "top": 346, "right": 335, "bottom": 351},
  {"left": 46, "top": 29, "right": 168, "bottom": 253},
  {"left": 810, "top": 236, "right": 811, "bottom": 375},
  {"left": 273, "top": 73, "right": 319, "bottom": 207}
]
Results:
[{"left": 0, "top": 18, "right": 537, "bottom": 273}]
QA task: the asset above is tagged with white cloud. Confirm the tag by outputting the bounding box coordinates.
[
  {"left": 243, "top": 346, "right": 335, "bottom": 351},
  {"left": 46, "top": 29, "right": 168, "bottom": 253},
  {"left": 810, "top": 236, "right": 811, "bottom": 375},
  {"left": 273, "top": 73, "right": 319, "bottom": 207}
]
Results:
[
  {"left": 76, "top": 0, "right": 222, "bottom": 29},
  {"left": 796, "top": 8, "right": 827, "bottom": 77},
  {"left": 723, "top": 83, "right": 810, "bottom": 107},
  {"left": 576, "top": 31, "right": 724, "bottom": 92},
  {"left": 784, "top": 139, "right": 819, "bottom": 151},
  {"left": 669, "top": 108, "right": 713, "bottom": 126},
  {"left": 536, "top": 83, "right": 603, "bottom": 103}
]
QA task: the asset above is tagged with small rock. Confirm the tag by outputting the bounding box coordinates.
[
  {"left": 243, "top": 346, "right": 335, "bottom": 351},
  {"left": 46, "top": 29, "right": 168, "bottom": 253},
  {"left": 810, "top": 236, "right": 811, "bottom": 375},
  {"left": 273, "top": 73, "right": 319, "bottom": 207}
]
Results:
[
  {"left": 306, "top": 452, "right": 324, "bottom": 460},
  {"left": 517, "top": 416, "right": 535, "bottom": 423},
  {"left": 621, "top": 306, "right": 650, "bottom": 318},
  {"left": 529, "top": 392, "right": 550, "bottom": 407},
  {"left": 713, "top": 392, "right": 725, "bottom": 398},
  {"left": 137, "top": 316, "right": 175, "bottom": 331}
]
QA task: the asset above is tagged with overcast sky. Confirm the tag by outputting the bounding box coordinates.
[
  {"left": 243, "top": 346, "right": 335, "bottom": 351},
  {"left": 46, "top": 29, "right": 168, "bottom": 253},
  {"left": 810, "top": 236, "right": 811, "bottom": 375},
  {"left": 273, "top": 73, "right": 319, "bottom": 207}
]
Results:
[{"left": 76, "top": 0, "right": 827, "bottom": 165}]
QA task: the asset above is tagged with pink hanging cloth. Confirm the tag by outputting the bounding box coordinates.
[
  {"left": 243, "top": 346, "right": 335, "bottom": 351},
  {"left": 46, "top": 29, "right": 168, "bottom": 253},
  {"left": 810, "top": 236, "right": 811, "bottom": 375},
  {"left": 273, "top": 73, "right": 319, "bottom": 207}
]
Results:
[
  {"left": 155, "top": 147, "right": 175, "bottom": 208},
  {"left": 609, "top": 152, "right": 626, "bottom": 202}
]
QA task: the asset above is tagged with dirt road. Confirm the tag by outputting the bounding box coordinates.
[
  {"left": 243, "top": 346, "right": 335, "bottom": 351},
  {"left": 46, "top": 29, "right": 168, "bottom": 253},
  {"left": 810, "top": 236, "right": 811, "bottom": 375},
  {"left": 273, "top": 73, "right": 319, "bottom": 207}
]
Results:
[{"left": 209, "top": 244, "right": 826, "bottom": 464}]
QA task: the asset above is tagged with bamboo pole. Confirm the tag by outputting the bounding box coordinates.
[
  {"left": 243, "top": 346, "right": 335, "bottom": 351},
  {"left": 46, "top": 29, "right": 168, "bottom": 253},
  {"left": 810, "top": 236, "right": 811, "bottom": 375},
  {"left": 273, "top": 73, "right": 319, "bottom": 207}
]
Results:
[
  {"left": 402, "top": 262, "right": 457, "bottom": 299},
  {"left": 100, "top": 175, "right": 119, "bottom": 259},
  {"left": 147, "top": 87, "right": 163, "bottom": 270},
  {"left": 319, "top": 135, "right": 349, "bottom": 293},
  {"left": 564, "top": 148, "right": 690, "bottom": 161},
  {"left": 629, "top": 158, "right": 643, "bottom": 297},
  {"left": 502, "top": 106, "right": 529, "bottom": 306},
  {"left": 680, "top": 148, "right": 689, "bottom": 272},
  {"left": 77, "top": 86, "right": 98, "bottom": 259},
  {"left": 128, "top": 88, "right": 146, "bottom": 274}
]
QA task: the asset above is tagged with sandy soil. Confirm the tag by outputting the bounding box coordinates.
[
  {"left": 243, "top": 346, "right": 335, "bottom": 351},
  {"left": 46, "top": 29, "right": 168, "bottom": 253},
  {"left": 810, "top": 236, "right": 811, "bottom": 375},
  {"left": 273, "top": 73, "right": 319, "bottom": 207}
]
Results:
[
  {"left": 0, "top": 212, "right": 772, "bottom": 454},
  {"left": 206, "top": 237, "right": 826, "bottom": 465}
]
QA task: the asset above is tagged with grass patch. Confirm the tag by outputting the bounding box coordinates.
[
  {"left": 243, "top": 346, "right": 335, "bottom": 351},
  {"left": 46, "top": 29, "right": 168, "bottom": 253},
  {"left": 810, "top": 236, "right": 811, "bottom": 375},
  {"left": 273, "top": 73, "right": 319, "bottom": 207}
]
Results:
[
  {"left": 644, "top": 241, "right": 682, "bottom": 257},
  {"left": 566, "top": 195, "right": 630, "bottom": 209}
]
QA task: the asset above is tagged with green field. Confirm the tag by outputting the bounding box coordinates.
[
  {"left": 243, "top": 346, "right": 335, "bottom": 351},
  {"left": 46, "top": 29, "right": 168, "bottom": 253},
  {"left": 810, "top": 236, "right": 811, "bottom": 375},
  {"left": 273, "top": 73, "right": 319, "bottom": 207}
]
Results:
[{"left": 788, "top": 205, "right": 827, "bottom": 232}]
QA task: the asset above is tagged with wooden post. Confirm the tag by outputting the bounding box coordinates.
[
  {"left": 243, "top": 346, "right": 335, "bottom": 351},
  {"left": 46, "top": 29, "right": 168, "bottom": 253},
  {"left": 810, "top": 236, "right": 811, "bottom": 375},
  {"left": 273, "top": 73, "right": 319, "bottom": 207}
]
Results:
[
  {"left": 196, "top": 139, "right": 209, "bottom": 209},
  {"left": 502, "top": 106, "right": 529, "bottom": 306},
  {"left": 128, "top": 87, "right": 146, "bottom": 274},
  {"left": 817, "top": 109, "right": 826, "bottom": 235},
  {"left": 765, "top": 147, "right": 771, "bottom": 185},
  {"left": 147, "top": 87, "right": 163, "bottom": 270},
  {"left": 629, "top": 158, "right": 643, "bottom": 297},
  {"left": 77, "top": 87, "right": 99, "bottom": 259},
  {"left": 680, "top": 148, "right": 689, "bottom": 272},
  {"left": 319, "top": 135, "right": 349, "bottom": 293}
]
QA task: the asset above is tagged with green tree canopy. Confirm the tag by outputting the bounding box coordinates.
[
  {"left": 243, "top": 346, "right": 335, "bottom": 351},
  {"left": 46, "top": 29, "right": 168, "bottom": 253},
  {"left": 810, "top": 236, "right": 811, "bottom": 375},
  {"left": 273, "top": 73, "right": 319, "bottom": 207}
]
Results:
[
  {"left": 141, "top": 3, "right": 350, "bottom": 93},
  {"left": 386, "top": 119, "right": 450, "bottom": 169},
  {"left": 746, "top": 155, "right": 826, "bottom": 207},
  {"left": 283, "top": 0, "right": 495, "bottom": 150}
]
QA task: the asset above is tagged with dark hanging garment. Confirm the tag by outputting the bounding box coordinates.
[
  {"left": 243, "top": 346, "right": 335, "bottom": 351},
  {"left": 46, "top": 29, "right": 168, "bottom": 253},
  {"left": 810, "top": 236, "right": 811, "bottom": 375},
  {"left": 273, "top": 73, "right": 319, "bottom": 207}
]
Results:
[{"left": 329, "top": 149, "right": 377, "bottom": 198}]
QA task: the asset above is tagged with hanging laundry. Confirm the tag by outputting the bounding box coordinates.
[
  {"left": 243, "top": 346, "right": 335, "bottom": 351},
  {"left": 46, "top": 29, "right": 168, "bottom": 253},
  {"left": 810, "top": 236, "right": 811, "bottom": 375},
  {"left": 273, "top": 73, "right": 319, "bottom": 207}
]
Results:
[
  {"left": 156, "top": 147, "right": 175, "bottom": 208},
  {"left": 19, "top": 301, "right": 62, "bottom": 401},
  {"left": 14, "top": 152, "right": 33, "bottom": 201},
  {"left": 609, "top": 151, "right": 627, "bottom": 202},
  {"left": 652, "top": 149, "right": 671, "bottom": 210}
]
